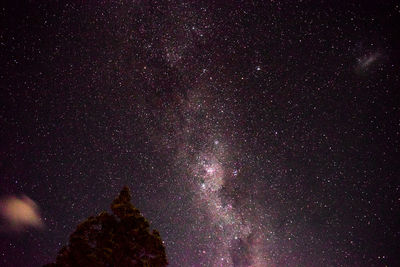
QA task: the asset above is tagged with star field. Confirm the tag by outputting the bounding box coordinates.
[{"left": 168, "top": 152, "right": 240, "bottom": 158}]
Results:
[{"left": 1, "top": 1, "right": 399, "bottom": 266}]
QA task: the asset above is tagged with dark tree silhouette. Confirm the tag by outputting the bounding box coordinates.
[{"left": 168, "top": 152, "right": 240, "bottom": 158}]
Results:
[{"left": 44, "top": 187, "right": 168, "bottom": 267}]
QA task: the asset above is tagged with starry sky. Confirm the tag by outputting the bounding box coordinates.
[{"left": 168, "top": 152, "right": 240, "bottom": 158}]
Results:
[{"left": 1, "top": 1, "right": 399, "bottom": 266}]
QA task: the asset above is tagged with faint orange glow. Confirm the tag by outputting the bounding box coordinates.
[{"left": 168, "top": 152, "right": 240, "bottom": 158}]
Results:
[{"left": 0, "top": 195, "right": 44, "bottom": 231}]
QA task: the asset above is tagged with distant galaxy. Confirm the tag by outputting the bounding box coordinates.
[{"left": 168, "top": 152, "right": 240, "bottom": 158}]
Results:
[{"left": 1, "top": 1, "right": 399, "bottom": 266}]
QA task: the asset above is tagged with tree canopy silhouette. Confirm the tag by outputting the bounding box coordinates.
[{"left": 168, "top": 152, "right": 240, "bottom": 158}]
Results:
[{"left": 44, "top": 187, "right": 168, "bottom": 267}]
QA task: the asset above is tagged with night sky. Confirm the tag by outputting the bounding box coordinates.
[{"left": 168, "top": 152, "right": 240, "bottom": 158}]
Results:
[{"left": 1, "top": 1, "right": 400, "bottom": 266}]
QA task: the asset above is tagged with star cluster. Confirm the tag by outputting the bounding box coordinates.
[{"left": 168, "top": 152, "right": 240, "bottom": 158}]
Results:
[{"left": 1, "top": 1, "right": 399, "bottom": 266}]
